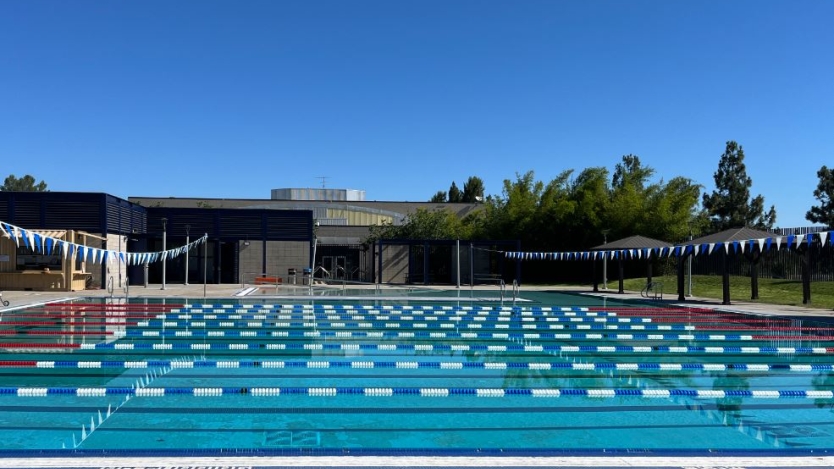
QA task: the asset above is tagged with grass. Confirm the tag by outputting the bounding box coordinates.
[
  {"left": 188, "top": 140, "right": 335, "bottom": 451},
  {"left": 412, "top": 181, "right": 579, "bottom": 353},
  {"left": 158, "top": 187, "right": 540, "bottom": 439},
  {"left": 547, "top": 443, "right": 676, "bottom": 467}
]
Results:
[{"left": 621, "top": 275, "right": 834, "bottom": 310}]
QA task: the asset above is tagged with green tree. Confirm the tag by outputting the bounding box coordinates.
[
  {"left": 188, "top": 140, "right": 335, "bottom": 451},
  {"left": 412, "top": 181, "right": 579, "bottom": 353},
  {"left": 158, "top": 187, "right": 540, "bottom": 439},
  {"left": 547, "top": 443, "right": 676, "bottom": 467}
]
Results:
[
  {"left": 608, "top": 155, "right": 656, "bottom": 238},
  {"left": 702, "top": 141, "right": 776, "bottom": 231},
  {"left": 1, "top": 174, "right": 48, "bottom": 192},
  {"left": 806, "top": 165, "right": 834, "bottom": 228},
  {"left": 644, "top": 176, "right": 703, "bottom": 242},
  {"left": 461, "top": 176, "right": 485, "bottom": 203},
  {"left": 365, "top": 208, "right": 472, "bottom": 244},
  {"left": 429, "top": 191, "right": 447, "bottom": 203},
  {"left": 448, "top": 182, "right": 462, "bottom": 203}
]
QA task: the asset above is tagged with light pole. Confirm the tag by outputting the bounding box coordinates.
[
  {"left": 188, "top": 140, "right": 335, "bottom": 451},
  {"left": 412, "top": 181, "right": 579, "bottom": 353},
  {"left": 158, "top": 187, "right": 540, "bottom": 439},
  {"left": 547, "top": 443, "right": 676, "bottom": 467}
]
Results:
[
  {"left": 602, "top": 230, "right": 610, "bottom": 290},
  {"left": 184, "top": 224, "right": 190, "bottom": 286},
  {"left": 161, "top": 217, "right": 167, "bottom": 290}
]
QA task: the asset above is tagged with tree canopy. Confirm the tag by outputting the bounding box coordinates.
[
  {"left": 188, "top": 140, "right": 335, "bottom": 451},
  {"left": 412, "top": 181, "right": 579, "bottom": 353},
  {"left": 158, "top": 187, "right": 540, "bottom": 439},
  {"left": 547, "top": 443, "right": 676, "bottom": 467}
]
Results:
[
  {"left": 702, "top": 141, "right": 776, "bottom": 231},
  {"left": 1, "top": 174, "right": 48, "bottom": 192},
  {"left": 806, "top": 165, "right": 834, "bottom": 228},
  {"left": 381, "top": 155, "right": 703, "bottom": 253}
]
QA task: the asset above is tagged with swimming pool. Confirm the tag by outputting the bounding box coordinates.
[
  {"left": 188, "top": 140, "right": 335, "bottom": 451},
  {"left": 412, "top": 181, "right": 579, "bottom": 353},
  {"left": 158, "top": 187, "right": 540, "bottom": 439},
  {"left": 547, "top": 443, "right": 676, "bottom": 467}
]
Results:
[{"left": 0, "top": 294, "right": 832, "bottom": 456}]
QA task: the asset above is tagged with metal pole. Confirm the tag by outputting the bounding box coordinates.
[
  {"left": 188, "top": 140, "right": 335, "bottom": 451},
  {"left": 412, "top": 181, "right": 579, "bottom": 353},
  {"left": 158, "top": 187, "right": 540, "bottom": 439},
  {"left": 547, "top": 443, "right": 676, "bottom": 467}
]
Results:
[
  {"left": 118, "top": 224, "right": 122, "bottom": 288},
  {"left": 687, "top": 231, "right": 693, "bottom": 297},
  {"left": 602, "top": 231, "right": 608, "bottom": 290},
  {"left": 184, "top": 225, "right": 190, "bottom": 286},
  {"left": 161, "top": 217, "right": 167, "bottom": 290},
  {"left": 469, "top": 242, "right": 474, "bottom": 295},
  {"left": 203, "top": 235, "right": 207, "bottom": 299},
  {"left": 456, "top": 240, "right": 460, "bottom": 289}
]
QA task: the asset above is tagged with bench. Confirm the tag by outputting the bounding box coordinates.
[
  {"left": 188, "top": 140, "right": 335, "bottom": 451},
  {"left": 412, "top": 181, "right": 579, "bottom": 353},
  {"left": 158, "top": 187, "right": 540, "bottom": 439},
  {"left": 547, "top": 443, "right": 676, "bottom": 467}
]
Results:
[{"left": 254, "top": 276, "right": 282, "bottom": 285}]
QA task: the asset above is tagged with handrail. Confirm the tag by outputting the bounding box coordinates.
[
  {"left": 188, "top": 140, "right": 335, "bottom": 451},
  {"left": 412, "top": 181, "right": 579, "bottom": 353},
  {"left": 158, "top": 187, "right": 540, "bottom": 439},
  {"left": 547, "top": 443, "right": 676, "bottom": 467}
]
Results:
[
  {"left": 0, "top": 292, "right": 8, "bottom": 307},
  {"left": 107, "top": 276, "right": 114, "bottom": 297},
  {"left": 512, "top": 280, "right": 519, "bottom": 306},
  {"left": 641, "top": 281, "right": 664, "bottom": 300}
]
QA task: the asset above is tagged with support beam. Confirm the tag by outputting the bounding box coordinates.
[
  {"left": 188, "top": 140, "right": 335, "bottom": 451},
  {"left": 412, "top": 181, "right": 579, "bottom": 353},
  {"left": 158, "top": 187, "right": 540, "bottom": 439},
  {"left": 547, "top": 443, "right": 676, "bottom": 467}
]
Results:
[{"left": 722, "top": 248, "right": 731, "bottom": 305}]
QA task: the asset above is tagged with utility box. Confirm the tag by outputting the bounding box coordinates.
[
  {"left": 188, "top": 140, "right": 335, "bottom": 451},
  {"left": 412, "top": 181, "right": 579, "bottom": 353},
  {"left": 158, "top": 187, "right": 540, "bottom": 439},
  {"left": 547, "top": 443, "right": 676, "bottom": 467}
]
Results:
[{"left": 288, "top": 268, "right": 297, "bottom": 285}]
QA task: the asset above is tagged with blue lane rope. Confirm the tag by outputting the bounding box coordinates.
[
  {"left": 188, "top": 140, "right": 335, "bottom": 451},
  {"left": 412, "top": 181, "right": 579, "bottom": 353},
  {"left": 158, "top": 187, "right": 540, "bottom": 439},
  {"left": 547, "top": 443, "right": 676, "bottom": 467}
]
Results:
[
  {"left": 139, "top": 314, "right": 654, "bottom": 324},
  {"left": 137, "top": 318, "right": 692, "bottom": 332},
  {"left": 3, "top": 386, "right": 832, "bottom": 399},
  {"left": 23, "top": 359, "right": 834, "bottom": 372},
  {"left": 76, "top": 342, "right": 831, "bottom": 355},
  {"left": 118, "top": 328, "right": 774, "bottom": 343}
]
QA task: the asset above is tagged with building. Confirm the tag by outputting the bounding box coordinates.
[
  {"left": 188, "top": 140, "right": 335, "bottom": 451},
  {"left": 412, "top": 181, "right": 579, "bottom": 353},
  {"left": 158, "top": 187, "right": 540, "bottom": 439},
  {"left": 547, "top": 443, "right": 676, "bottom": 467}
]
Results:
[{"left": 1, "top": 189, "right": 493, "bottom": 290}]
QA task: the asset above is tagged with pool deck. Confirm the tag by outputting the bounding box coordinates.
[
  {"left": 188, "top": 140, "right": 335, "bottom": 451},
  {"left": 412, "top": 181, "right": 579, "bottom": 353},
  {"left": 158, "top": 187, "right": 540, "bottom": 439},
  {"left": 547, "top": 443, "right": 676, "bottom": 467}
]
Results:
[{"left": 1, "top": 283, "right": 833, "bottom": 469}]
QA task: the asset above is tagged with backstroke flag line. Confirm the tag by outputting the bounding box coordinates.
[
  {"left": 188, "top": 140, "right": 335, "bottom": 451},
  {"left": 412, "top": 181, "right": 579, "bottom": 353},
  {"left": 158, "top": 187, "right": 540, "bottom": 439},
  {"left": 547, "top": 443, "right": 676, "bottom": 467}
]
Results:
[
  {"left": 0, "top": 220, "right": 207, "bottom": 267},
  {"left": 503, "top": 230, "right": 833, "bottom": 261}
]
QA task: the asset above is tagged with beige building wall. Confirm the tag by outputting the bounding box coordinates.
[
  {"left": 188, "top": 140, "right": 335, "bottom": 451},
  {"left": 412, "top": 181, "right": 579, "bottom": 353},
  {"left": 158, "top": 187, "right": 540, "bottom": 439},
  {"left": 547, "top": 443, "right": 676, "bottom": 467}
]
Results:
[
  {"left": 0, "top": 236, "right": 17, "bottom": 273},
  {"left": 326, "top": 208, "right": 394, "bottom": 226},
  {"left": 104, "top": 233, "right": 127, "bottom": 289}
]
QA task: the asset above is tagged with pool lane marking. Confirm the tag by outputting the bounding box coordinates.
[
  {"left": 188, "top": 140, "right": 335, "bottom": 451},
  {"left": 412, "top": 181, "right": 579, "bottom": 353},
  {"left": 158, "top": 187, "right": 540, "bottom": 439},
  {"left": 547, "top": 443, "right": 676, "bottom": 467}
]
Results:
[
  {"left": 2, "top": 341, "right": 829, "bottom": 355},
  {"left": 2, "top": 359, "right": 830, "bottom": 372},
  {"left": 4, "top": 386, "right": 833, "bottom": 399}
]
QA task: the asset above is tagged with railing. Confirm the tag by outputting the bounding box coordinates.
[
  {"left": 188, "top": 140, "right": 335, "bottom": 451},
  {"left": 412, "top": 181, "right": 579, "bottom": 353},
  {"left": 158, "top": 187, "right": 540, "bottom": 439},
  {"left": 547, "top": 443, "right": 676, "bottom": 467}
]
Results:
[
  {"left": 641, "top": 281, "right": 663, "bottom": 300},
  {"left": 107, "top": 276, "right": 114, "bottom": 297},
  {"left": 0, "top": 292, "right": 8, "bottom": 307}
]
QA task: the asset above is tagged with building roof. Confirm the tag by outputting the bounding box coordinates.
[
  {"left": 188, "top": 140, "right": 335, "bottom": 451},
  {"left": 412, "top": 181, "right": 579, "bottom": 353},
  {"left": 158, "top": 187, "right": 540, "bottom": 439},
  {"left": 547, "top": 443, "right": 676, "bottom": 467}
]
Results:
[
  {"left": 591, "top": 235, "right": 672, "bottom": 250},
  {"left": 685, "top": 227, "right": 775, "bottom": 246}
]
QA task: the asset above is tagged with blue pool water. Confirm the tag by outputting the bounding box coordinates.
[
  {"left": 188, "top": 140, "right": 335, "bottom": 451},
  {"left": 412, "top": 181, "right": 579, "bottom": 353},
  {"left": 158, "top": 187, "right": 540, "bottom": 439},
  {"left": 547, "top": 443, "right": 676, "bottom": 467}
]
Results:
[{"left": 0, "top": 294, "right": 832, "bottom": 455}]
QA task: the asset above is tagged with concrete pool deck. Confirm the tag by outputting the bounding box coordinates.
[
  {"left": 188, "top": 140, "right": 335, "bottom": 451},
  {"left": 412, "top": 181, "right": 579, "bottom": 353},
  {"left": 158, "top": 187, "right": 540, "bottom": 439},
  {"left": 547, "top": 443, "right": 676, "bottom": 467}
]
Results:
[{"left": 0, "top": 282, "right": 832, "bottom": 469}]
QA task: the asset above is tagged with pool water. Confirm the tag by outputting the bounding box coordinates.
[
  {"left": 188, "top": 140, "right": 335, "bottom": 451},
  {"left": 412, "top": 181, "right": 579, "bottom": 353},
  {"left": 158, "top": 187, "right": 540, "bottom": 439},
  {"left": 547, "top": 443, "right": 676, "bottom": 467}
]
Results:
[{"left": 0, "top": 295, "right": 833, "bottom": 455}]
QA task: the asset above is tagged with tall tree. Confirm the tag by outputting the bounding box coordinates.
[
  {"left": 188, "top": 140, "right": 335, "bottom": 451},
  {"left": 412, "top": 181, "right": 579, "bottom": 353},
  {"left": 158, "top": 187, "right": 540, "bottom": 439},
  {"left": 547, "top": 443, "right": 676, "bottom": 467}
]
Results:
[
  {"left": 461, "top": 176, "right": 485, "bottom": 203},
  {"left": 702, "top": 141, "right": 776, "bottom": 231},
  {"left": 448, "top": 182, "right": 462, "bottom": 203},
  {"left": 806, "top": 165, "right": 834, "bottom": 227},
  {"left": 609, "top": 155, "right": 656, "bottom": 238},
  {"left": 1, "top": 174, "right": 48, "bottom": 192},
  {"left": 429, "top": 191, "right": 447, "bottom": 203}
]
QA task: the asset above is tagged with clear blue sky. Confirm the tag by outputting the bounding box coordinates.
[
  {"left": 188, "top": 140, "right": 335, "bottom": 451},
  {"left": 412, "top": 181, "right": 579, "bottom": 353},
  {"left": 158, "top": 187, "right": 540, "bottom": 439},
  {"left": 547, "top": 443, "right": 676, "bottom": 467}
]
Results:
[{"left": 1, "top": 1, "right": 832, "bottom": 227}]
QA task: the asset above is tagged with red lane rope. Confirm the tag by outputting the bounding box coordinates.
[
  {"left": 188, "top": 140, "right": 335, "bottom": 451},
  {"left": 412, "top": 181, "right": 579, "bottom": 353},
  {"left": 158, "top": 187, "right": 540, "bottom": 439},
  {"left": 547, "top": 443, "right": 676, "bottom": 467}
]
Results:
[
  {"left": 0, "top": 343, "right": 80, "bottom": 348},
  {"left": 0, "top": 330, "right": 111, "bottom": 336},
  {"left": 0, "top": 321, "right": 137, "bottom": 326}
]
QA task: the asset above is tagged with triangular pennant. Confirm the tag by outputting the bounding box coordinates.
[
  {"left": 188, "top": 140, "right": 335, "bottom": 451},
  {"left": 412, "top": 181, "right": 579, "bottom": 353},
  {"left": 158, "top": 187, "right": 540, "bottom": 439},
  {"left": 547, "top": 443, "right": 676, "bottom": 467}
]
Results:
[
  {"left": 739, "top": 241, "right": 746, "bottom": 253},
  {"left": 723, "top": 242, "right": 730, "bottom": 254},
  {"left": 795, "top": 234, "right": 805, "bottom": 248},
  {"left": 28, "top": 231, "right": 35, "bottom": 251},
  {"left": 821, "top": 231, "right": 829, "bottom": 246},
  {"left": 693, "top": 245, "right": 700, "bottom": 256},
  {"left": 807, "top": 233, "right": 815, "bottom": 246},
  {"left": 77, "top": 246, "right": 86, "bottom": 261},
  {"left": 33, "top": 233, "right": 43, "bottom": 253},
  {"left": 11, "top": 226, "right": 20, "bottom": 247},
  {"left": 45, "top": 237, "right": 54, "bottom": 255},
  {"left": 765, "top": 238, "right": 772, "bottom": 251},
  {"left": 20, "top": 229, "right": 30, "bottom": 249},
  {"left": 775, "top": 236, "right": 782, "bottom": 250},
  {"left": 0, "top": 223, "right": 8, "bottom": 238},
  {"left": 758, "top": 238, "right": 765, "bottom": 252},
  {"left": 786, "top": 235, "right": 795, "bottom": 249}
]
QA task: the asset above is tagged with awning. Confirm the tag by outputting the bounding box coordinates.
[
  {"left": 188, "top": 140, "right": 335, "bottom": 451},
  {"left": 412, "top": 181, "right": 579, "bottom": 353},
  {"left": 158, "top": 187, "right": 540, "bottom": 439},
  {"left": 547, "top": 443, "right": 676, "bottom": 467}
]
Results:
[{"left": 4, "top": 229, "right": 67, "bottom": 239}]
